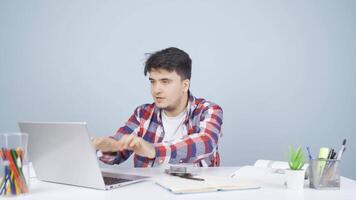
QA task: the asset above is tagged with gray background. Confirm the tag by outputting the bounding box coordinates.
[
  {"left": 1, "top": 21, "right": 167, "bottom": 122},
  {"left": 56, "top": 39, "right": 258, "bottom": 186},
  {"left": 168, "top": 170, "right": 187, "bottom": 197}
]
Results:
[{"left": 1, "top": 0, "right": 355, "bottom": 179}]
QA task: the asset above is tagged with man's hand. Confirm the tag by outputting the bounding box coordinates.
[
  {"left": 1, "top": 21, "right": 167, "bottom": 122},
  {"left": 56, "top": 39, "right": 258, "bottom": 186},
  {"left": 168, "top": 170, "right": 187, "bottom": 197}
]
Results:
[
  {"left": 120, "top": 134, "right": 156, "bottom": 159},
  {"left": 92, "top": 135, "right": 156, "bottom": 159},
  {"left": 92, "top": 137, "right": 122, "bottom": 152}
]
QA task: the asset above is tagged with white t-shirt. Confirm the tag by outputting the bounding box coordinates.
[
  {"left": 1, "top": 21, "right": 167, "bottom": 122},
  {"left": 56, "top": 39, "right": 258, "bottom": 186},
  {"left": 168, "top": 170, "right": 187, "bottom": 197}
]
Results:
[{"left": 161, "top": 108, "right": 188, "bottom": 143}]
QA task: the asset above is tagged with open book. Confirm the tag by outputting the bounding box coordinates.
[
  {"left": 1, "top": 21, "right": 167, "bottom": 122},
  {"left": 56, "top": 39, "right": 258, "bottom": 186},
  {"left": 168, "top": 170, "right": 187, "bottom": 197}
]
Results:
[{"left": 155, "top": 175, "right": 260, "bottom": 194}]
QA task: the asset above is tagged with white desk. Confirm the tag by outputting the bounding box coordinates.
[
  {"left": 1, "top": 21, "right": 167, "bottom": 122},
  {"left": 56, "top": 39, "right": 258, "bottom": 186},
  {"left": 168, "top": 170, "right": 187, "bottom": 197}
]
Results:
[{"left": 11, "top": 167, "right": 356, "bottom": 200}]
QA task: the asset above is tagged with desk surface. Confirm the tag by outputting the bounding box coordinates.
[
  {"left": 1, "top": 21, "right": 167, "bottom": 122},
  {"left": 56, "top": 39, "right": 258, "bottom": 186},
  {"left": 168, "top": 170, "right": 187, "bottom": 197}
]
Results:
[{"left": 11, "top": 167, "right": 356, "bottom": 200}]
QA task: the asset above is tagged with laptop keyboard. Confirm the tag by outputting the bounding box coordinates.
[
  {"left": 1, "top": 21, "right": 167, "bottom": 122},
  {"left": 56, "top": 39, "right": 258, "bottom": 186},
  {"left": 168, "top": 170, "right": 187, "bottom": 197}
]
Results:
[{"left": 103, "top": 176, "right": 132, "bottom": 185}]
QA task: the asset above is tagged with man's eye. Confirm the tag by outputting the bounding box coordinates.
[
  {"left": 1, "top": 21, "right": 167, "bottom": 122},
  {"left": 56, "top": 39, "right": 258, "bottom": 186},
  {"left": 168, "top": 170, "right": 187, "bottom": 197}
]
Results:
[{"left": 162, "top": 80, "right": 169, "bottom": 84}]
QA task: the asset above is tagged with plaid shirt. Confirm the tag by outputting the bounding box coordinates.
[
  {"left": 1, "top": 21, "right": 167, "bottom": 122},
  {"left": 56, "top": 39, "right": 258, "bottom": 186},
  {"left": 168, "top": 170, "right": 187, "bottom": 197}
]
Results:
[{"left": 100, "top": 92, "right": 223, "bottom": 167}]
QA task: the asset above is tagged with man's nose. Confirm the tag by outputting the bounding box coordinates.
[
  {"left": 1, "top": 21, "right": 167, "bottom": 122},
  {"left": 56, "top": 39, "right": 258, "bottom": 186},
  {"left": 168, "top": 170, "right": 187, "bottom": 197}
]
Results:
[{"left": 153, "top": 83, "right": 163, "bottom": 94}]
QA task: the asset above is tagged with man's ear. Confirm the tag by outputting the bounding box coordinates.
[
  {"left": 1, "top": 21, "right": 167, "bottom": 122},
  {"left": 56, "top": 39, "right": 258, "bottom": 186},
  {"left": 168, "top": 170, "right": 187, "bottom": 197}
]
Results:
[{"left": 182, "top": 79, "right": 190, "bottom": 93}]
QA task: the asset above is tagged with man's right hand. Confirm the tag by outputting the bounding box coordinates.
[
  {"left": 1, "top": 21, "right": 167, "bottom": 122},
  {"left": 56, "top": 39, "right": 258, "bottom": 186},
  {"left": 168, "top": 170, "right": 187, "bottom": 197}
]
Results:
[{"left": 91, "top": 137, "right": 122, "bottom": 152}]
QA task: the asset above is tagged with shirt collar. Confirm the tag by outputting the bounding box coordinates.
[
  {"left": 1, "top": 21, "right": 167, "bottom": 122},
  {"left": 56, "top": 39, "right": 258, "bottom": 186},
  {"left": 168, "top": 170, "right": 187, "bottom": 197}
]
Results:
[{"left": 155, "top": 91, "right": 196, "bottom": 124}]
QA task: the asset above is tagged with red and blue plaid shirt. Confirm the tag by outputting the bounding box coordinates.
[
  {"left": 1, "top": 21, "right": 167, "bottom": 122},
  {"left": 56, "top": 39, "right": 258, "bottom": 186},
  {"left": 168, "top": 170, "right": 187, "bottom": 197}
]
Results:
[{"left": 100, "top": 92, "right": 223, "bottom": 167}]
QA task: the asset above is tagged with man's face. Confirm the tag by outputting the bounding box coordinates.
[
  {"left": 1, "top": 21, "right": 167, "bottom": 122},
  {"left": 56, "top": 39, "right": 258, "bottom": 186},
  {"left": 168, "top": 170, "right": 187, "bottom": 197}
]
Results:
[{"left": 149, "top": 68, "right": 189, "bottom": 111}]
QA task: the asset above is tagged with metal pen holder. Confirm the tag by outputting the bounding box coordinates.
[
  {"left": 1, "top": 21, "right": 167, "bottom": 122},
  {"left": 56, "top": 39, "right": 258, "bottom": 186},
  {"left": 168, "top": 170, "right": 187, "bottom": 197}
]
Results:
[{"left": 308, "top": 159, "right": 340, "bottom": 189}]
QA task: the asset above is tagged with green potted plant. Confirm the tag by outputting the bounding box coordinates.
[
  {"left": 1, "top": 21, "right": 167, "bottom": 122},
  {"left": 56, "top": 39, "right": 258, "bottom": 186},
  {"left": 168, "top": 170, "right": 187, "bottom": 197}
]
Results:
[{"left": 286, "top": 145, "right": 306, "bottom": 190}]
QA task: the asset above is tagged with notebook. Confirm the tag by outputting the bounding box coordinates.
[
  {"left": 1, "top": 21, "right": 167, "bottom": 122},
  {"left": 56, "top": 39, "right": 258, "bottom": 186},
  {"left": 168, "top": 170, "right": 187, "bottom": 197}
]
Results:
[
  {"left": 156, "top": 175, "right": 260, "bottom": 194},
  {"left": 231, "top": 160, "right": 308, "bottom": 188},
  {"left": 231, "top": 165, "right": 287, "bottom": 187}
]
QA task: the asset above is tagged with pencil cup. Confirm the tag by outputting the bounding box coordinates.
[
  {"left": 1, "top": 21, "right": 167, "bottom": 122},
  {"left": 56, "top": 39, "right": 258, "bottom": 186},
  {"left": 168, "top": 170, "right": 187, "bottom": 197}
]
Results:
[
  {"left": 308, "top": 159, "right": 340, "bottom": 189},
  {"left": 0, "top": 133, "right": 30, "bottom": 196}
]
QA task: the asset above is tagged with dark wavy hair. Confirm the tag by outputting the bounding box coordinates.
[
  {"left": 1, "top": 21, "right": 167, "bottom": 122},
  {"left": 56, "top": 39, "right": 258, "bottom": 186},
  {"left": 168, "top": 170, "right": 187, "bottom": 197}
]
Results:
[{"left": 144, "top": 47, "right": 192, "bottom": 80}]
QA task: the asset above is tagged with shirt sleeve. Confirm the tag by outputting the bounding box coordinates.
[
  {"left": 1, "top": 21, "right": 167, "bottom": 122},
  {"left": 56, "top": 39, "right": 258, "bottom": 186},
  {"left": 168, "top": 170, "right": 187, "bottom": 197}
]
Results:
[
  {"left": 152, "top": 103, "right": 223, "bottom": 166},
  {"left": 99, "top": 106, "right": 142, "bottom": 165}
]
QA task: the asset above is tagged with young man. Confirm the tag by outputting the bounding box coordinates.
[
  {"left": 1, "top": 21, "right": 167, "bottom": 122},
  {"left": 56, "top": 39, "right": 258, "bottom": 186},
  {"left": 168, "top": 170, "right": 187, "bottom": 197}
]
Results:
[{"left": 92, "top": 47, "right": 223, "bottom": 167}]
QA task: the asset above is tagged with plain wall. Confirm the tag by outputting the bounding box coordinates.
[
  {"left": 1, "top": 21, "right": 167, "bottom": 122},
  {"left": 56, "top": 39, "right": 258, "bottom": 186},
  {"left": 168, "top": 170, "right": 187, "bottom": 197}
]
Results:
[{"left": 1, "top": 0, "right": 355, "bottom": 178}]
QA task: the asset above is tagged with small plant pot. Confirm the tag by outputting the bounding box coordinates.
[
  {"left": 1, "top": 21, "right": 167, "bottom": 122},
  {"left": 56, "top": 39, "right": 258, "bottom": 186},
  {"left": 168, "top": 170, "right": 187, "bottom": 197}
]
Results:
[{"left": 285, "top": 169, "right": 305, "bottom": 190}]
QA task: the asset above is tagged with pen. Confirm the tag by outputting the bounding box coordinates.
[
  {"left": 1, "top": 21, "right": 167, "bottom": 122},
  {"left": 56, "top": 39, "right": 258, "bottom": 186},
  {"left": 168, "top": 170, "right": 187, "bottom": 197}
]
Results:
[
  {"left": 168, "top": 172, "right": 205, "bottom": 181},
  {"left": 306, "top": 146, "right": 313, "bottom": 160},
  {"left": 336, "top": 139, "right": 347, "bottom": 160},
  {"left": 179, "top": 174, "right": 205, "bottom": 181},
  {"left": 327, "top": 149, "right": 334, "bottom": 160},
  {"left": 330, "top": 150, "right": 337, "bottom": 159}
]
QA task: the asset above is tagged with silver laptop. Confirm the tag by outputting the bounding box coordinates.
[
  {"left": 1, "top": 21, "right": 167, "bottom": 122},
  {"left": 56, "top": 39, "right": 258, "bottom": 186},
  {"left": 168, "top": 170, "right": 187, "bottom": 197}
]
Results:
[{"left": 18, "top": 122, "right": 149, "bottom": 190}]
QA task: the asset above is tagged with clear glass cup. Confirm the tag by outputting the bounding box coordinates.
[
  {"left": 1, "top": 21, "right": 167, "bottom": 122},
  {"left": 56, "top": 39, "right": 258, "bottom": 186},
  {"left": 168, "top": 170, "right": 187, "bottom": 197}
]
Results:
[
  {"left": 308, "top": 158, "right": 340, "bottom": 189},
  {"left": 0, "top": 133, "right": 30, "bottom": 196}
]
